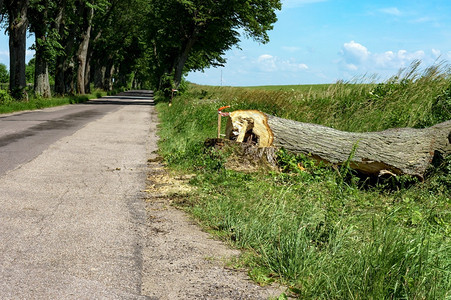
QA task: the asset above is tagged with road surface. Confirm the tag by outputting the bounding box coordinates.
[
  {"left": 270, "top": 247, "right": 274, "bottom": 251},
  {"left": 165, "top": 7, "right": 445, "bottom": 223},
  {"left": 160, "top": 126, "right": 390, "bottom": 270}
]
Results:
[{"left": 0, "top": 91, "right": 155, "bottom": 298}]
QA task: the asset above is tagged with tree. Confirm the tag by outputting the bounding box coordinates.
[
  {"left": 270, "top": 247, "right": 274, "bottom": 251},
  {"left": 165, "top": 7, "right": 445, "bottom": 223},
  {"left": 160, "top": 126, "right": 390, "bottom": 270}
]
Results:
[
  {"left": 226, "top": 110, "right": 451, "bottom": 179},
  {"left": 0, "top": 63, "right": 9, "bottom": 83},
  {"left": 25, "top": 57, "right": 35, "bottom": 83},
  {"left": 28, "top": 0, "right": 63, "bottom": 97},
  {"left": 146, "top": 0, "right": 281, "bottom": 90},
  {"left": 89, "top": 0, "right": 149, "bottom": 90},
  {"left": 74, "top": 0, "right": 94, "bottom": 94},
  {"left": 3, "top": 0, "right": 30, "bottom": 97}
]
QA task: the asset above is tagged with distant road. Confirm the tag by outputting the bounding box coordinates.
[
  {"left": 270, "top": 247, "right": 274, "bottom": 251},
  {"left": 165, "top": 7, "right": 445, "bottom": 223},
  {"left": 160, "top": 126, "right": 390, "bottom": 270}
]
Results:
[
  {"left": 0, "top": 90, "right": 156, "bottom": 298},
  {"left": 0, "top": 90, "right": 154, "bottom": 176}
]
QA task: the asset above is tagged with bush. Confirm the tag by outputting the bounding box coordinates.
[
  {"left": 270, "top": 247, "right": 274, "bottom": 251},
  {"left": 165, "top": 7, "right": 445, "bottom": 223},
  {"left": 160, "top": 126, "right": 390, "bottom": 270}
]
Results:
[
  {"left": 0, "top": 89, "right": 14, "bottom": 105},
  {"left": 0, "top": 63, "right": 9, "bottom": 83}
]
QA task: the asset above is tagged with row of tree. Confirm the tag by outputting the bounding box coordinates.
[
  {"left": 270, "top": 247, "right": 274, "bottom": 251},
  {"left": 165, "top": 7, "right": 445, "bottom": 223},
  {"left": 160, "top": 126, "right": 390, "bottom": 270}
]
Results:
[{"left": 1, "top": 0, "right": 281, "bottom": 99}]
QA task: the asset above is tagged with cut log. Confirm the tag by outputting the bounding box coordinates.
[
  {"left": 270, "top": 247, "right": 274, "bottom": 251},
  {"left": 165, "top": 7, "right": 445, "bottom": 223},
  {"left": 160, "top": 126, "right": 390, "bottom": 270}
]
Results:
[{"left": 225, "top": 110, "right": 451, "bottom": 179}]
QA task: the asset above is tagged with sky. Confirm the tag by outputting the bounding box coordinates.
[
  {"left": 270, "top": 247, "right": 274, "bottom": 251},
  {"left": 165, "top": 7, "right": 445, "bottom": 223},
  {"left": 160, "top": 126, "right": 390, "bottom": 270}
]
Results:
[
  {"left": 0, "top": 0, "right": 450, "bottom": 86},
  {"left": 187, "top": 0, "right": 451, "bottom": 86}
]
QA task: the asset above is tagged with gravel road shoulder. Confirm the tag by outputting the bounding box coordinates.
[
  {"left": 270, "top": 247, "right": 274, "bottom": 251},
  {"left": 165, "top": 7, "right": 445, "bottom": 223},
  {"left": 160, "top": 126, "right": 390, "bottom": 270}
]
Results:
[
  {"left": 141, "top": 111, "right": 284, "bottom": 299},
  {"left": 142, "top": 159, "right": 285, "bottom": 299}
]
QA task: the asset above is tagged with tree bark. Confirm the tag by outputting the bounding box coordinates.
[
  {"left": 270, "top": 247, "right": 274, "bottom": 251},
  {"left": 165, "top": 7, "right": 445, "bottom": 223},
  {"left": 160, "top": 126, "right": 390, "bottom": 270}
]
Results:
[
  {"left": 76, "top": 4, "right": 94, "bottom": 94},
  {"left": 93, "top": 63, "right": 105, "bottom": 90},
  {"left": 6, "top": 0, "right": 29, "bottom": 96},
  {"left": 54, "top": 2, "right": 74, "bottom": 95},
  {"left": 225, "top": 110, "right": 451, "bottom": 179},
  {"left": 173, "top": 33, "right": 198, "bottom": 88},
  {"left": 33, "top": 30, "right": 51, "bottom": 98},
  {"left": 103, "top": 62, "right": 115, "bottom": 91},
  {"left": 84, "top": 46, "right": 92, "bottom": 94}
]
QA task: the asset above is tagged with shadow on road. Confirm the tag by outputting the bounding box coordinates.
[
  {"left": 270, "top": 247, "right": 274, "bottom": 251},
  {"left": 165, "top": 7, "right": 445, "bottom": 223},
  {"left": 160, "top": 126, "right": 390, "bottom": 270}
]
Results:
[{"left": 84, "top": 90, "right": 155, "bottom": 106}]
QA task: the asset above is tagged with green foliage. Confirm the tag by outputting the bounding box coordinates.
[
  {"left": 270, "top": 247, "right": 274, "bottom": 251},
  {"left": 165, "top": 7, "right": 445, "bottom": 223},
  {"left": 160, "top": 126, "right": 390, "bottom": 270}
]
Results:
[
  {"left": 157, "top": 64, "right": 450, "bottom": 299},
  {"left": 145, "top": 0, "right": 281, "bottom": 90},
  {"left": 0, "top": 89, "right": 14, "bottom": 105},
  {"left": 26, "top": 58, "right": 35, "bottom": 84},
  {"left": 0, "top": 63, "right": 9, "bottom": 83},
  {"left": 416, "top": 82, "right": 451, "bottom": 127}
]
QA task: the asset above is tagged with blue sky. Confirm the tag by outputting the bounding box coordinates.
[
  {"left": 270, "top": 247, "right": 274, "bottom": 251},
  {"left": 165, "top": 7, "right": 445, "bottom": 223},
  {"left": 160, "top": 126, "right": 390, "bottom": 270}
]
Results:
[
  {"left": 1, "top": 0, "right": 450, "bottom": 86},
  {"left": 187, "top": 0, "right": 451, "bottom": 86}
]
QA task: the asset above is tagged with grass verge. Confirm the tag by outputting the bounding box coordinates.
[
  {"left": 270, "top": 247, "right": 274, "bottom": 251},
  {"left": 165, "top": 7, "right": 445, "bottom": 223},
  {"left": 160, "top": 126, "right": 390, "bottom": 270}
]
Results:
[
  {"left": 157, "top": 61, "right": 450, "bottom": 299},
  {"left": 0, "top": 89, "right": 108, "bottom": 114}
]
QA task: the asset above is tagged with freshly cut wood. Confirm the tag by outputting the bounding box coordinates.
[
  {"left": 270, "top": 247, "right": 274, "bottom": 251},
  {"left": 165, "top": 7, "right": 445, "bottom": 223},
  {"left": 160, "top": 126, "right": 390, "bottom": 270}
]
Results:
[
  {"left": 205, "top": 138, "right": 278, "bottom": 172},
  {"left": 225, "top": 110, "right": 451, "bottom": 178}
]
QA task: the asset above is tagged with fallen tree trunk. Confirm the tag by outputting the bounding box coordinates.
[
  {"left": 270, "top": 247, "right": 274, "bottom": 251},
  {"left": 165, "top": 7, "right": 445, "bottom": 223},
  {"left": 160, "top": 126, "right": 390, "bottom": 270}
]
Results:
[{"left": 225, "top": 110, "right": 451, "bottom": 179}]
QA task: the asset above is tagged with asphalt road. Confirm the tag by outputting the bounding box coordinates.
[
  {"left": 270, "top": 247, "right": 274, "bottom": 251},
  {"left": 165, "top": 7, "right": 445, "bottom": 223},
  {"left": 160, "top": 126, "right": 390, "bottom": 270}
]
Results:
[{"left": 0, "top": 91, "right": 156, "bottom": 299}]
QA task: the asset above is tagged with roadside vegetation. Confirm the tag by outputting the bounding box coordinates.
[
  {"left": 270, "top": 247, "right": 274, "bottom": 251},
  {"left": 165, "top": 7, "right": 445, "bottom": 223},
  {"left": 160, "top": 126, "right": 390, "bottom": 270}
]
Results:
[
  {"left": 0, "top": 87, "right": 108, "bottom": 114},
  {"left": 156, "top": 62, "right": 450, "bottom": 299}
]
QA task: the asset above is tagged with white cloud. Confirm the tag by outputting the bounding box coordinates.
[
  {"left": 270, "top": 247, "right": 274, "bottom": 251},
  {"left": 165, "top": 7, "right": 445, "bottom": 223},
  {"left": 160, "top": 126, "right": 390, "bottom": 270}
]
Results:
[
  {"left": 341, "top": 41, "right": 370, "bottom": 65},
  {"left": 338, "top": 41, "right": 437, "bottom": 74},
  {"left": 379, "top": 7, "right": 401, "bottom": 16},
  {"left": 0, "top": 50, "right": 34, "bottom": 59},
  {"left": 372, "top": 50, "right": 425, "bottom": 69},
  {"left": 282, "top": 0, "right": 327, "bottom": 9},
  {"left": 257, "top": 54, "right": 277, "bottom": 71},
  {"left": 26, "top": 50, "right": 35, "bottom": 57},
  {"left": 257, "top": 54, "right": 308, "bottom": 72},
  {"left": 258, "top": 54, "right": 274, "bottom": 61},
  {"left": 431, "top": 49, "right": 441, "bottom": 58},
  {"left": 345, "top": 64, "right": 358, "bottom": 71}
]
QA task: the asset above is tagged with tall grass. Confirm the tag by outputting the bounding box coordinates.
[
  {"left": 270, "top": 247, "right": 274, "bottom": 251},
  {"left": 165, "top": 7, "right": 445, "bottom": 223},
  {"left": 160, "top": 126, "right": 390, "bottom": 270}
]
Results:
[
  {"left": 157, "top": 61, "right": 451, "bottom": 299},
  {"left": 189, "top": 60, "right": 450, "bottom": 131}
]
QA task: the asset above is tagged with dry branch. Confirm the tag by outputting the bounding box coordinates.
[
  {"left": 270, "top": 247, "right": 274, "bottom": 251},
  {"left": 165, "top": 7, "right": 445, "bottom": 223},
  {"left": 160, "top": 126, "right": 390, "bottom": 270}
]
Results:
[{"left": 225, "top": 110, "right": 451, "bottom": 178}]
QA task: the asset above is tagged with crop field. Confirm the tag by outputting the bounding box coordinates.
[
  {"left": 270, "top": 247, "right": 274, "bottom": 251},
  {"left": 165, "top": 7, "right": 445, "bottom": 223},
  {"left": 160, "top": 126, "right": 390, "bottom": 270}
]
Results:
[{"left": 156, "top": 62, "right": 450, "bottom": 299}]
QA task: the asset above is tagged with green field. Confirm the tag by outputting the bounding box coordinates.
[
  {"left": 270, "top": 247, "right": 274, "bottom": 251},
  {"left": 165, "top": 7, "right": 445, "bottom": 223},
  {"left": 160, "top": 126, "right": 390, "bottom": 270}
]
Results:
[
  {"left": 244, "top": 84, "right": 332, "bottom": 92},
  {"left": 157, "top": 62, "right": 450, "bottom": 299}
]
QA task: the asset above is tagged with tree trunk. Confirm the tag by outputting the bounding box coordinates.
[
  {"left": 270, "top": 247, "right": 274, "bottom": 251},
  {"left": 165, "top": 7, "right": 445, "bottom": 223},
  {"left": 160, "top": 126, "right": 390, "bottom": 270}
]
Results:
[
  {"left": 76, "top": 5, "right": 94, "bottom": 94},
  {"left": 54, "top": 55, "right": 65, "bottom": 94},
  {"left": 173, "top": 34, "right": 198, "bottom": 88},
  {"left": 225, "top": 110, "right": 451, "bottom": 179},
  {"left": 84, "top": 47, "right": 92, "bottom": 94},
  {"left": 33, "top": 32, "right": 51, "bottom": 98},
  {"left": 103, "top": 62, "right": 115, "bottom": 91},
  {"left": 93, "top": 63, "right": 105, "bottom": 90},
  {"left": 6, "top": 0, "right": 29, "bottom": 96},
  {"left": 54, "top": 3, "right": 74, "bottom": 95}
]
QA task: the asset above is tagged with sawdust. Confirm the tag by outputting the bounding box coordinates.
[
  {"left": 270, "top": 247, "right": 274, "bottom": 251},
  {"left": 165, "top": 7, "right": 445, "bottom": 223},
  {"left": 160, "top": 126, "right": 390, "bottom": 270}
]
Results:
[{"left": 140, "top": 158, "right": 285, "bottom": 299}]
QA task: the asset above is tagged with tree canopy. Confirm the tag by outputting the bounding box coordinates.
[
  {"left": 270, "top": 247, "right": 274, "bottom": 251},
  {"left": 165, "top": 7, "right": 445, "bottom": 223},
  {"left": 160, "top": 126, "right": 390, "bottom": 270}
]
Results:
[
  {"left": 1, "top": 0, "right": 281, "bottom": 98},
  {"left": 0, "top": 63, "right": 9, "bottom": 83}
]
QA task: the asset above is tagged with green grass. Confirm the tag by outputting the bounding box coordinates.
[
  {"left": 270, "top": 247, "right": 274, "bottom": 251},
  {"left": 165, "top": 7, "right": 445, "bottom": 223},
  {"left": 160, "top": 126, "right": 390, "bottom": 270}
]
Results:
[
  {"left": 189, "top": 61, "right": 450, "bottom": 131},
  {"left": 244, "top": 84, "right": 332, "bottom": 93},
  {"left": 157, "top": 61, "right": 450, "bottom": 299},
  {"left": 0, "top": 89, "right": 107, "bottom": 114}
]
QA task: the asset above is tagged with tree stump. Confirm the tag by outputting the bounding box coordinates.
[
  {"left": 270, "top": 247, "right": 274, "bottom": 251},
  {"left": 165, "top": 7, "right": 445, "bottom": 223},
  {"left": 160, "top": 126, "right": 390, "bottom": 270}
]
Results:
[{"left": 225, "top": 110, "right": 451, "bottom": 179}]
